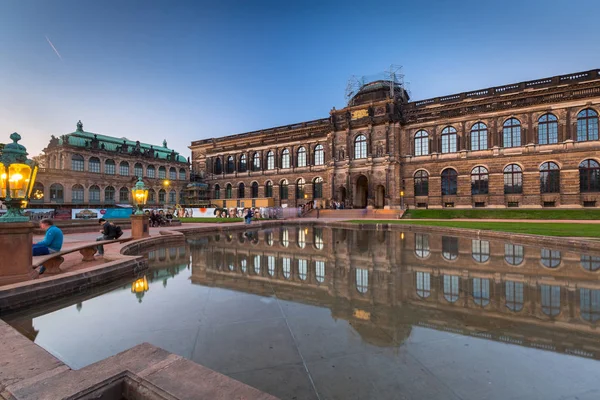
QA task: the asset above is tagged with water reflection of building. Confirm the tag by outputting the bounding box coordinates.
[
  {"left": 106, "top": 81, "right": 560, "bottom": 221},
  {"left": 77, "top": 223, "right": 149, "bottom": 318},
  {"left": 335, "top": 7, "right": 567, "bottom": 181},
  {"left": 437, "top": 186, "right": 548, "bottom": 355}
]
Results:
[
  {"left": 190, "top": 226, "right": 600, "bottom": 358},
  {"left": 146, "top": 246, "right": 190, "bottom": 289}
]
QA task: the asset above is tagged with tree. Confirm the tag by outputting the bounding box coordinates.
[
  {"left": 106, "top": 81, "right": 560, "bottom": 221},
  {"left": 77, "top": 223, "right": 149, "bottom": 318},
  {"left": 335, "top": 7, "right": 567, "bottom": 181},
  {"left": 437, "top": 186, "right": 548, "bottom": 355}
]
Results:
[
  {"left": 32, "top": 154, "right": 46, "bottom": 168},
  {"left": 0, "top": 143, "right": 4, "bottom": 156}
]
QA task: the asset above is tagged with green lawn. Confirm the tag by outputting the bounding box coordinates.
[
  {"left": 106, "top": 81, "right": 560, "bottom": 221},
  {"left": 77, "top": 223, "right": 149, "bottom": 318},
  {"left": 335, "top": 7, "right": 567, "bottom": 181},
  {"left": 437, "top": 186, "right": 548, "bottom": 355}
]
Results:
[
  {"left": 402, "top": 209, "right": 600, "bottom": 220},
  {"left": 348, "top": 220, "right": 600, "bottom": 237},
  {"left": 179, "top": 217, "right": 243, "bottom": 223}
]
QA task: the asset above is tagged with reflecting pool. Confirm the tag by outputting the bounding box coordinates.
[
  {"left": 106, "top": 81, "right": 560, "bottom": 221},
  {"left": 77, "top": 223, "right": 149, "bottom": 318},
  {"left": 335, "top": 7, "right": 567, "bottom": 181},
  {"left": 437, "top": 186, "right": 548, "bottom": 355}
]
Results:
[{"left": 4, "top": 225, "right": 600, "bottom": 400}]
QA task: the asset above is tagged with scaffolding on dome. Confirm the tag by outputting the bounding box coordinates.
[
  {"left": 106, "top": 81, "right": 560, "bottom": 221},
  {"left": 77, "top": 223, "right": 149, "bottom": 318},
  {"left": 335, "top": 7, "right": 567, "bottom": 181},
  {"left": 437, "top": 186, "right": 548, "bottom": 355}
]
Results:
[{"left": 345, "top": 65, "right": 409, "bottom": 105}]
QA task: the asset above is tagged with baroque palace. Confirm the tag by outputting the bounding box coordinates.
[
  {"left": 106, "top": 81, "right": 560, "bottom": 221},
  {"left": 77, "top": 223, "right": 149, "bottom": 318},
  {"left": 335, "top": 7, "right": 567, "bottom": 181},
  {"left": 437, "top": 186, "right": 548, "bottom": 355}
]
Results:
[
  {"left": 32, "top": 121, "right": 190, "bottom": 210},
  {"left": 190, "top": 69, "right": 600, "bottom": 209}
]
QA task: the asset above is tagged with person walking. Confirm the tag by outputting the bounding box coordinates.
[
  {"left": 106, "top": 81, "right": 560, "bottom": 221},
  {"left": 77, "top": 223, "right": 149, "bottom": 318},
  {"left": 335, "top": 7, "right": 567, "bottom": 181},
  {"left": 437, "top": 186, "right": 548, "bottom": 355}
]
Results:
[
  {"left": 32, "top": 219, "right": 64, "bottom": 275},
  {"left": 244, "top": 208, "right": 253, "bottom": 225},
  {"left": 96, "top": 218, "right": 123, "bottom": 256}
]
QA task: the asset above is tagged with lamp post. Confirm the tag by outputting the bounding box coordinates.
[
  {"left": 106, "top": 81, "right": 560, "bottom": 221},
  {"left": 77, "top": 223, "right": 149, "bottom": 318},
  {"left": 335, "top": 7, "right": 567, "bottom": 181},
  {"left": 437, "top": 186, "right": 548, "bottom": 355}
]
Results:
[
  {"left": 0, "top": 132, "right": 39, "bottom": 285},
  {"left": 130, "top": 177, "right": 150, "bottom": 239}
]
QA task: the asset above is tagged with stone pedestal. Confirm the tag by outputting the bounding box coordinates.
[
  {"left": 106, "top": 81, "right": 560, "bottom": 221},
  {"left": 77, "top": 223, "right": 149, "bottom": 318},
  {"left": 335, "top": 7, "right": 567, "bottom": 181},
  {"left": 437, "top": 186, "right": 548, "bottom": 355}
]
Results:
[
  {"left": 0, "top": 222, "right": 35, "bottom": 286},
  {"left": 130, "top": 215, "right": 150, "bottom": 240}
]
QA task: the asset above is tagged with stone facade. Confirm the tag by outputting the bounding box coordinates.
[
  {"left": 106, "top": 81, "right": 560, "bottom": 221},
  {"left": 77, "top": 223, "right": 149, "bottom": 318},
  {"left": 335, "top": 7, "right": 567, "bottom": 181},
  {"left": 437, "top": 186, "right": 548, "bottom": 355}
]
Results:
[
  {"left": 33, "top": 121, "right": 190, "bottom": 209},
  {"left": 190, "top": 69, "right": 600, "bottom": 208}
]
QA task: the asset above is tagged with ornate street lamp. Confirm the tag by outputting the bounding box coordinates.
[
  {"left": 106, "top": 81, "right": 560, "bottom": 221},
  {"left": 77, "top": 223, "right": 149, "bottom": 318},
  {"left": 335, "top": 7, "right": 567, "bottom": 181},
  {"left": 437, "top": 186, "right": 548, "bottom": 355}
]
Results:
[
  {"left": 0, "top": 133, "right": 38, "bottom": 223},
  {"left": 131, "top": 177, "right": 148, "bottom": 215}
]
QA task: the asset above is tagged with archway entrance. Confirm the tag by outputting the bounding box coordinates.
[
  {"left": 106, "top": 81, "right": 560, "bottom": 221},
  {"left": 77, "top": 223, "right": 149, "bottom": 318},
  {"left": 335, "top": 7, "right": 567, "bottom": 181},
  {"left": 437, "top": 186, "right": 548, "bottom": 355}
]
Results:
[
  {"left": 337, "top": 186, "right": 347, "bottom": 205},
  {"left": 354, "top": 175, "right": 368, "bottom": 208},
  {"left": 375, "top": 185, "right": 385, "bottom": 209}
]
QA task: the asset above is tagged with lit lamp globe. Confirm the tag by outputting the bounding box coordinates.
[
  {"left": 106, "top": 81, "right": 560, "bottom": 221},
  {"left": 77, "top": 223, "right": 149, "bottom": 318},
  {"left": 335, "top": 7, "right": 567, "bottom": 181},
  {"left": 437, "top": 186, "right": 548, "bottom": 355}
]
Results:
[
  {"left": 0, "top": 133, "right": 38, "bottom": 223},
  {"left": 131, "top": 177, "right": 148, "bottom": 215},
  {"left": 131, "top": 276, "right": 149, "bottom": 303}
]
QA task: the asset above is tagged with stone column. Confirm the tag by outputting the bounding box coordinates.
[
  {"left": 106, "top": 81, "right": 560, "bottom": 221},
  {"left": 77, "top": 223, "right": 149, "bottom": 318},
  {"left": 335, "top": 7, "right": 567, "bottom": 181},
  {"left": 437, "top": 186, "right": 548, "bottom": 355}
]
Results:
[{"left": 0, "top": 222, "right": 36, "bottom": 285}]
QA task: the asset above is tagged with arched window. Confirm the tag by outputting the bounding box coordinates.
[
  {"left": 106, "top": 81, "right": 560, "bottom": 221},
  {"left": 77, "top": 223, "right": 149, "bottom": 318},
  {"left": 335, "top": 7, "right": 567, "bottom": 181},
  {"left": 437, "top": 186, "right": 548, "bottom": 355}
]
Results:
[
  {"left": 470, "top": 123, "right": 488, "bottom": 151},
  {"left": 133, "top": 163, "right": 143, "bottom": 178},
  {"left": 298, "top": 259, "right": 308, "bottom": 280},
  {"left": 251, "top": 182, "right": 259, "bottom": 198},
  {"left": 168, "top": 190, "right": 176, "bottom": 204},
  {"left": 105, "top": 186, "right": 115, "bottom": 203},
  {"left": 579, "top": 159, "right": 600, "bottom": 192},
  {"left": 282, "top": 257, "right": 291, "bottom": 279},
  {"left": 239, "top": 154, "right": 247, "bottom": 173},
  {"left": 214, "top": 158, "right": 222, "bottom": 174},
  {"left": 581, "top": 255, "right": 600, "bottom": 271},
  {"left": 472, "top": 239, "right": 490, "bottom": 262},
  {"left": 441, "top": 168, "right": 457, "bottom": 195},
  {"left": 297, "top": 228, "right": 306, "bottom": 249},
  {"left": 414, "top": 170, "right": 429, "bottom": 196},
  {"left": 147, "top": 165, "right": 155, "bottom": 178},
  {"left": 158, "top": 166, "right": 166, "bottom": 179},
  {"left": 238, "top": 183, "right": 245, "bottom": 198},
  {"left": 225, "top": 184, "right": 232, "bottom": 199},
  {"left": 280, "top": 228, "right": 289, "bottom": 247},
  {"left": 313, "top": 227, "right": 324, "bottom": 250},
  {"left": 503, "top": 118, "right": 521, "bottom": 148},
  {"left": 356, "top": 269, "right": 368, "bottom": 294},
  {"left": 315, "top": 260, "right": 325, "bottom": 283},
  {"left": 577, "top": 109, "right": 599, "bottom": 142},
  {"left": 89, "top": 185, "right": 100, "bottom": 202},
  {"left": 538, "top": 114, "right": 558, "bottom": 144},
  {"left": 119, "top": 161, "right": 129, "bottom": 176},
  {"left": 226, "top": 156, "right": 234, "bottom": 174},
  {"left": 415, "top": 233, "right": 430, "bottom": 258},
  {"left": 280, "top": 179, "right": 288, "bottom": 200},
  {"left": 503, "top": 164, "right": 523, "bottom": 194},
  {"left": 105, "top": 159, "right": 116, "bottom": 175},
  {"left": 505, "top": 281, "right": 524, "bottom": 311},
  {"left": 281, "top": 149, "right": 291, "bottom": 169},
  {"left": 71, "top": 154, "right": 84, "bottom": 171},
  {"left": 267, "top": 255, "right": 275, "bottom": 276},
  {"left": 580, "top": 289, "right": 600, "bottom": 322},
  {"left": 158, "top": 189, "right": 166, "bottom": 203},
  {"left": 72, "top": 184, "right": 84, "bottom": 203},
  {"left": 314, "top": 145, "right": 324, "bottom": 165},
  {"left": 541, "top": 249, "right": 561, "bottom": 268},
  {"left": 119, "top": 187, "right": 129, "bottom": 203},
  {"left": 442, "top": 236, "right": 458, "bottom": 260},
  {"left": 253, "top": 255, "right": 261, "bottom": 275},
  {"left": 89, "top": 157, "right": 100, "bottom": 173},
  {"left": 414, "top": 130, "right": 429, "bottom": 156},
  {"left": 443, "top": 275, "right": 459, "bottom": 303},
  {"left": 214, "top": 184, "right": 220, "bottom": 199},
  {"left": 354, "top": 134, "right": 367, "bottom": 159},
  {"left": 148, "top": 189, "right": 156, "bottom": 203},
  {"left": 441, "top": 126, "right": 457, "bottom": 153},
  {"left": 471, "top": 166, "right": 489, "bottom": 195},
  {"left": 252, "top": 152, "right": 260, "bottom": 171},
  {"left": 179, "top": 168, "right": 186, "bottom": 181},
  {"left": 472, "top": 278, "right": 490, "bottom": 307},
  {"left": 541, "top": 285, "right": 561, "bottom": 317},
  {"left": 267, "top": 151, "right": 275, "bottom": 170},
  {"left": 505, "top": 244, "right": 524, "bottom": 265},
  {"left": 416, "top": 271, "right": 431, "bottom": 298},
  {"left": 540, "top": 162, "right": 560, "bottom": 193},
  {"left": 313, "top": 177, "right": 323, "bottom": 199},
  {"left": 296, "top": 178, "right": 305, "bottom": 199},
  {"left": 169, "top": 167, "right": 177, "bottom": 180},
  {"left": 265, "top": 181, "right": 273, "bottom": 198},
  {"left": 297, "top": 147, "right": 307, "bottom": 167}
]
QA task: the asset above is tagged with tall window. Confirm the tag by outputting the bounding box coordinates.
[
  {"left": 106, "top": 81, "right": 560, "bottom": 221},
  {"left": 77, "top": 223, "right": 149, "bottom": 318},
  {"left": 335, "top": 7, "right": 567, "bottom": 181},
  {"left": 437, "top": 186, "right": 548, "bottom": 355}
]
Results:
[
  {"left": 239, "top": 154, "right": 247, "bottom": 172},
  {"left": 226, "top": 156, "right": 235, "bottom": 174},
  {"left": 443, "top": 275, "right": 459, "bottom": 303},
  {"left": 416, "top": 271, "right": 431, "bottom": 298},
  {"left": 282, "top": 257, "right": 291, "bottom": 279},
  {"left": 119, "top": 187, "right": 129, "bottom": 203},
  {"left": 251, "top": 182, "right": 258, "bottom": 198},
  {"left": 253, "top": 255, "right": 261, "bottom": 275},
  {"left": 89, "top": 185, "right": 100, "bottom": 202},
  {"left": 105, "top": 186, "right": 115, "bottom": 202},
  {"left": 297, "top": 228, "right": 306, "bottom": 248},
  {"left": 471, "top": 166, "right": 489, "bottom": 195},
  {"left": 414, "top": 130, "right": 429, "bottom": 156},
  {"left": 354, "top": 134, "right": 367, "bottom": 159},
  {"left": 313, "top": 228, "right": 324, "bottom": 250},
  {"left": 214, "top": 184, "right": 220, "bottom": 199},
  {"left": 105, "top": 159, "right": 116, "bottom": 175},
  {"left": 169, "top": 167, "right": 176, "bottom": 180},
  {"left": 441, "top": 126, "right": 457, "bottom": 153},
  {"left": 472, "top": 239, "right": 490, "bottom": 262},
  {"left": 298, "top": 259, "right": 308, "bottom": 280},
  {"left": 472, "top": 278, "right": 490, "bottom": 306},
  {"left": 541, "top": 249, "right": 561, "bottom": 268},
  {"left": 148, "top": 189, "right": 156, "bottom": 204},
  {"left": 506, "top": 281, "right": 524, "bottom": 311},
  {"left": 119, "top": 161, "right": 129, "bottom": 176},
  {"left": 315, "top": 261, "right": 325, "bottom": 283},
  {"left": 580, "top": 289, "right": 600, "bottom": 322},
  {"left": 267, "top": 151, "right": 275, "bottom": 170},
  {"left": 280, "top": 180, "right": 288, "bottom": 200},
  {"left": 415, "top": 233, "right": 430, "bottom": 258},
  {"left": 158, "top": 166, "right": 166, "bottom": 179},
  {"left": 179, "top": 168, "right": 186, "bottom": 180},
  {"left": 505, "top": 244, "right": 524, "bottom": 265},
  {"left": 169, "top": 190, "right": 176, "bottom": 203},
  {"left": 503, "top": 118, "right": 521, "bottom": 148},
  {"left": 147, "top": 165, "right": 155, "bottom": 178},
  {"left": 577, "top": 109, "right": 599, "bottom": 142},
  {"left": 268, "top": 256, "right": 275, "bottom": 276},
  {"left": 72, "top": 184, "right": 84, "bottom": 202},
  {"left": 356, "top": 269, "right": 368, "bottom": 294},
  {"left": 297, "top": 147, "right": 307, "bottom": 167},
  {"left": 441, "top": 168, "right": 458, "bottom": 195},
  {"left": 252, "top": 152, "right": 260, "bottom": 171},
  {"left": 72, "top": 154, "right": 84, "bottom": 171},
  {"left": 540, "top": 162, "right": 560, "bottom": 193},
  {"left": 296, "top": 178, "right": 305, "bottom": 199},
  {"left": 281, "top": 149, "right": 290, "bottom": 169},
  {"left": 214, "top": 158, "right": 222, "bottom": 174},
  {"left": 579, "top": 159, "right": 600, "bottom": 192},
  {"left": 238, "top": 183, "right": 245, "bottom": 198},
  {"left": 89, "top": 157, "right": 100, "bottom": 173},
  {"left": 265, "top": 181, "right": 273, "bottom": 197},
  {"left": 414, "top": 170, "right": 429, "bottom": 196},
  {"left": 538, "top": 114, "right": 558, "bottom": 144},
  {"left": 314, "top": 145, "right": 324, "bottom": 165},
  {"left": 313, "top": 177, "right": 323, "bottom": 199},
  {"left": 225, "top": 184, "right": 232, "bottom": 199},
  {"left": 134, "top": 163, "right": 143, "bottom": 178},
  {"left": 158, "top": 189, "right": 166, "bottom": 203},
  {"left": 280, "top": 228, "right": 289, "bottom": 247},
  {"left": 470, "top": 123, "right": 488, "bottom": 151},
  {"left": 541, "top": 285, "right": 561, "bottom": 316},
  {"left": 503, "top": 164, "right": 523, "bottom": 194},
  {"left": 50, "top": 183, "right": 64, "bottom": 202},
  {"left": 442, "top": 236, "right": 459, "bottom": 260}
]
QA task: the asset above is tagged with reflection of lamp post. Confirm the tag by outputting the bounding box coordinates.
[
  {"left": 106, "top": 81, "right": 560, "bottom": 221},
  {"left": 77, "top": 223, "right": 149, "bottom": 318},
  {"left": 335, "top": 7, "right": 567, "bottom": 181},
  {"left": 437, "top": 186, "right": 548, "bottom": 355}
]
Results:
[
  {"left": 131, "top": 276, "right": 149, "bottom": 303},
  {"left": 130, "top": 177, "right": 150, "bottom": 239},
  {"left": 131, "top": 177, "right": 148, "bottom": 215},
  {"left": 400, "top": 190, "right": 404, "bottom": 210}
]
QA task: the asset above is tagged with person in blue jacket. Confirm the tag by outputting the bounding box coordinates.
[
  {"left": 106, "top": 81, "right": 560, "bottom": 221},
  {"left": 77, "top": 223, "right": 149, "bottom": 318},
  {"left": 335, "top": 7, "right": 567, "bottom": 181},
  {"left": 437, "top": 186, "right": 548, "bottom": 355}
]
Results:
[{"left": 32, "top": 219, "right": 64, "bottom": 274}]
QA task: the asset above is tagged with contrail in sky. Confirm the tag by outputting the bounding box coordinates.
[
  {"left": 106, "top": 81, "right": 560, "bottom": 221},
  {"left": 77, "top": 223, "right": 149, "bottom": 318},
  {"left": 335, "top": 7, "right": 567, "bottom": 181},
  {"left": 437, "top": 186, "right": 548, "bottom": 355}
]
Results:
[{"left": 45, "top": 35, "right": 62, "bottom": 61}]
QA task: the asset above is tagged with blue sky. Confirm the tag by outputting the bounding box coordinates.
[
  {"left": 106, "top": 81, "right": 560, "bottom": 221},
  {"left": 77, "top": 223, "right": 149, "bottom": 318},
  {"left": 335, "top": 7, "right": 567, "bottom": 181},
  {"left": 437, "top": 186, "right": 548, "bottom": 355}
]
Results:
[{"left": 1, "top": 0, "right": 598, "bottom": 157}]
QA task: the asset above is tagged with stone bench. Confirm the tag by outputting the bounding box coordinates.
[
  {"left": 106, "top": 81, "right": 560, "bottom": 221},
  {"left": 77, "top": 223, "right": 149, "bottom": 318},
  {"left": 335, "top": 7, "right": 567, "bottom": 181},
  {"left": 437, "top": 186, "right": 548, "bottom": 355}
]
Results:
[{"left": 32, "top": 238, "right": 131, "bottom": 274}]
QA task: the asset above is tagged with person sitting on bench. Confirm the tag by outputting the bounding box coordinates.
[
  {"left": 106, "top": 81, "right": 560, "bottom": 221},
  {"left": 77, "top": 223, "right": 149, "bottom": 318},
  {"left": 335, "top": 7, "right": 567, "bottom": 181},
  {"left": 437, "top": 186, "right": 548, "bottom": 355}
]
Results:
[
  {"left": 32, "top": 219, "right": 64, "bottom": 274},
  {"left": 96, "top": 218, "right": 123, "bottom": 256}
]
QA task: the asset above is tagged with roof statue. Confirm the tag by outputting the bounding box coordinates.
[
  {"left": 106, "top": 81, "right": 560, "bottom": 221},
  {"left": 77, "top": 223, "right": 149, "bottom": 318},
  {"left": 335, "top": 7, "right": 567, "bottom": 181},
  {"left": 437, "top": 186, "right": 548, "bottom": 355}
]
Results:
[
  {"left": 163, "top": 139, "right": 168, "bottom": 148},
  {"left": 76, "top": 120, "right": 83, "bottom": 132}
]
